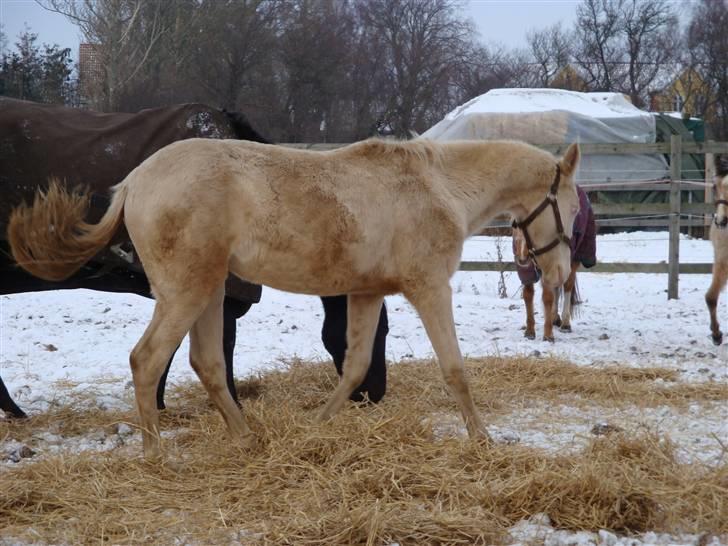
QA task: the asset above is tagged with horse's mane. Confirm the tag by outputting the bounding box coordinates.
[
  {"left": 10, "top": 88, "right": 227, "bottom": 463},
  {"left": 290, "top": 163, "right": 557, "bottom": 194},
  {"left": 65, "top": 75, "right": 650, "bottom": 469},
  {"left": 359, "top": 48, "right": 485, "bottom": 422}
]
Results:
[
  {"left": 222, "top": 109, "right": 271, "bottom": 144},
  {"left": 344, "top": 138, "right": 444, "bottom": 167}
]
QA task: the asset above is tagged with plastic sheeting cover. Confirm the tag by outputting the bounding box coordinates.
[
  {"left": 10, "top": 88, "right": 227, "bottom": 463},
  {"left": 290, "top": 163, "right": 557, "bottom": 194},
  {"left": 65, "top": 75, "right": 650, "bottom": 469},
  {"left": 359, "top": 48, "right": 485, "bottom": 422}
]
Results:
[{"left": 422, "top": 89, "right": 669, "bottom": 184}]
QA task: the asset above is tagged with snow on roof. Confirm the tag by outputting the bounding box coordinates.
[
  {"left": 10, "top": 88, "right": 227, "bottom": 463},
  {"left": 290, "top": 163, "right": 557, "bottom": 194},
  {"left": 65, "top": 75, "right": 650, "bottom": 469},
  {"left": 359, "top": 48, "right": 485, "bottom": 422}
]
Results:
[{"left": 441, "top": 88, "right": 650, "bottom": 121}]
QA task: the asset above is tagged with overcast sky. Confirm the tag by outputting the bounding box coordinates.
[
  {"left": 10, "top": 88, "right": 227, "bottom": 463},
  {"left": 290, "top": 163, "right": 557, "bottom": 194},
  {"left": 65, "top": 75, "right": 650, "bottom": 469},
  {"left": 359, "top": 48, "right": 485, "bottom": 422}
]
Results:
[{"left": 0, "top": 0, "right": 584, "bottom": 57}]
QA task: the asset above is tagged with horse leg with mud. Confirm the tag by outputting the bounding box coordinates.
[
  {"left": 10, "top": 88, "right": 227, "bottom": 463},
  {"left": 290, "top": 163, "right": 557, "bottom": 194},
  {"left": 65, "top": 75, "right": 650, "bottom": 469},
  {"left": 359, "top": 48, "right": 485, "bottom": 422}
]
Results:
[
  {"left": 522, "top": 283, "right": 536, "bottom": 340},
  {"left": 559, "top": 261, "right": 580, "bottom": 333},
  {"left": 541, "top": 283, "right": 556, "bottom": 342}
]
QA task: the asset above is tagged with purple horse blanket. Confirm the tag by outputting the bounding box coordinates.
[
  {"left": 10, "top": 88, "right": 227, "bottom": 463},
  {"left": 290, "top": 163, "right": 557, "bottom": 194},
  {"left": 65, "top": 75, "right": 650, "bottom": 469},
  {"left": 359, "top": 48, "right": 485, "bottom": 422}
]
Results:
[{"left": 514, "top": 185, "right": 597, "bottom": 285}]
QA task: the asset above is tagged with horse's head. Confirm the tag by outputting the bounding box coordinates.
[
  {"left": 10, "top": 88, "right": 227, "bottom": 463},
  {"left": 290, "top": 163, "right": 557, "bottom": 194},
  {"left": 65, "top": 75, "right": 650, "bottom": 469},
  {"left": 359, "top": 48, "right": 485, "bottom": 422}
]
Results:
[
  {"left": 713, "top": 154, "right": 728, "bottom": 229},
  {"left": 511, "top": 143, "right": 581, "bottom": 288}
]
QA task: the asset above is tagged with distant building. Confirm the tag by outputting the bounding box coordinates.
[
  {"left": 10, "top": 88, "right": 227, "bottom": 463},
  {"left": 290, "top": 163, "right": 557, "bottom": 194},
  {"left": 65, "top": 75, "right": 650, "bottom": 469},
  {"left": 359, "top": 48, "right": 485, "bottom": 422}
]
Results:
[
  {"left": 649, "top": 68, "right": 714, "bottom": 120},
  {"left": 78, "top": 43, "right": 104, "bottom": 108}
]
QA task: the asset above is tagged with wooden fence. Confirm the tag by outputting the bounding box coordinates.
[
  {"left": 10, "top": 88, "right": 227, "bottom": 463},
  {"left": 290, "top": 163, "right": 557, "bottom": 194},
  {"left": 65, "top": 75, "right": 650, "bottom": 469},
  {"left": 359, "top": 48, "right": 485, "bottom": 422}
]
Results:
[{"left": 283, "top": 138, "right": 728, "bottom": 299}]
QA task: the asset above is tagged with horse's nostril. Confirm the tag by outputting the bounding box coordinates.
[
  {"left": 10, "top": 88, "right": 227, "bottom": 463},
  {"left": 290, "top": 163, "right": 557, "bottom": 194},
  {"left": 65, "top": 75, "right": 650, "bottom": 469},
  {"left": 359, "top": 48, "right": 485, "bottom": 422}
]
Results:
[{"left": 720, "top": 217, "right": 728, "bottom": 227}]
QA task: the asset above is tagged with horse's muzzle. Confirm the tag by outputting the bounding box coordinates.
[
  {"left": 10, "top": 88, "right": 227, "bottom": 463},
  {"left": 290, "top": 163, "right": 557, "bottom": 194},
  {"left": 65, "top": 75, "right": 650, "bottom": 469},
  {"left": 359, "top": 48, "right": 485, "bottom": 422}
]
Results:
[{"left": 714, "top": 215, "right": 728, "bottom": 229}]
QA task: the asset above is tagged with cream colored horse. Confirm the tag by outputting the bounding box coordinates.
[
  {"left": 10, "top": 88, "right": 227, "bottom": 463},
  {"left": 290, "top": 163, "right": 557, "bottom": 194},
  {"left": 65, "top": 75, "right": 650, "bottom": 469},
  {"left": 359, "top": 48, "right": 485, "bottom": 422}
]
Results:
[
  {"left": 706, "top": 155, "right": 728, "bottom": 345},
  {"left": 9, "top": 138, "right": 581, "bottom": 458}
]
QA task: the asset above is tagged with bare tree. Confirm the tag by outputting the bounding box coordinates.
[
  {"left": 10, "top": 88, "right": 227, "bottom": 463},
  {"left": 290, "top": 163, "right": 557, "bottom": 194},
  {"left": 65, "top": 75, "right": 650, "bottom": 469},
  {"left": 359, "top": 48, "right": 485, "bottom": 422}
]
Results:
[
  {"left": 528, "top": 23, "right": 572, "bottom": 87},
  {"left": 573, "top": 0, "right": 625, "bottom": 91},
  {"left": 189, "top": 0, "right": 280, "bottom": 112},
  {"left": 687, "top": 0, "right": 728, "bottom": 139},
  {"left": 359, "top": 0, "right": 475, "bottom": 136},
  {"left": 276, "top": 0, "right": 356, "bottom": 142},
  {"left": 620, "top": 0, "right": 679, "bottom": 107},
  {"left": 39, "top": 0, "right": 168, "bottom": 110}
]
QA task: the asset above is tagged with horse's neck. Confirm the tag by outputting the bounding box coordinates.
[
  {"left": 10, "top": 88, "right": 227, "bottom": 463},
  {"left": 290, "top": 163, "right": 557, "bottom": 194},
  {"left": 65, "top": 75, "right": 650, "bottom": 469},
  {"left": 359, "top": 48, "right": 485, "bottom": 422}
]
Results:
[{"left": 437, "top": 144, "right": 543, "bottom": 236}]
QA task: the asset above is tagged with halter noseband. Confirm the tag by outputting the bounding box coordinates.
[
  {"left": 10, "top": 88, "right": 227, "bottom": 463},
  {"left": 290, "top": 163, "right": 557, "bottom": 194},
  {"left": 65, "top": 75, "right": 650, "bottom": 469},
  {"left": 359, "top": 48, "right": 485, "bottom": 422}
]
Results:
[{"left": 511, "top": 164, "right": 571, "bottom": 263}]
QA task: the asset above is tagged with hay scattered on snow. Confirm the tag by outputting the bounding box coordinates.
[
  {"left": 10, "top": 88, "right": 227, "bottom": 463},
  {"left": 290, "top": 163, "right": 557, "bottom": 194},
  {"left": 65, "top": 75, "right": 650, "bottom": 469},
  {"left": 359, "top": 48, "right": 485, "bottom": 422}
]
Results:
[{"left": 1, "top": 356, "right": 726, "bottom": 545}]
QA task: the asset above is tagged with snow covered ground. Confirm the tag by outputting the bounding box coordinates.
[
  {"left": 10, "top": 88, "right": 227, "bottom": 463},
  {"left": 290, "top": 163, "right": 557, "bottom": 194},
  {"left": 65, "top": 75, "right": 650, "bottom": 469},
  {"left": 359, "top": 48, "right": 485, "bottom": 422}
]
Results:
[{"left": 1, "top": 231, "right": 726, "bottom": 545}]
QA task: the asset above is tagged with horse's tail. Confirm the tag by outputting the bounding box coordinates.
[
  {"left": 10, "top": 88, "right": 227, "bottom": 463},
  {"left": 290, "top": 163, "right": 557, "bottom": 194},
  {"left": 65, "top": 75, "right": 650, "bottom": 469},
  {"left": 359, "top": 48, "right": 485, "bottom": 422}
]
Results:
[
  {"left": 8, "top": 179, "right": 128, "bottom": 282},
  {"left": 570, "top": 277, "right": 582, "bottom": 318}
]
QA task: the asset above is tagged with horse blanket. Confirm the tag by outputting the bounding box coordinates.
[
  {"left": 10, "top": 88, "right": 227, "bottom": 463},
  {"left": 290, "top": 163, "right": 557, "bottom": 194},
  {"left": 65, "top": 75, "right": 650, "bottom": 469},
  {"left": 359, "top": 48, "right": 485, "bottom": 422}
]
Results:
[
  {"left": 514, "top": 185, "right": 597, "bottom": 284},
  {"left": 0, "top": 98, "right": 261, "bottom": 303}
]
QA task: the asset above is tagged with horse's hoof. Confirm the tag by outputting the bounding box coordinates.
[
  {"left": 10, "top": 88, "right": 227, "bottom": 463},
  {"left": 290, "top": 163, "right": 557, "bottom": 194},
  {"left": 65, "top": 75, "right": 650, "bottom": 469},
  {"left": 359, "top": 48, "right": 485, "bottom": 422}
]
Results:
[
  {"left": 711, "top": 332, "right": 723, "bottom": 346},
  {"left": 560, "top": 324, "right": 572, "bottom": 333},
  {"left": 552, "top": 317, "right": 562, "bottom": 327},
  {"left": 543, "top": 335, "right": 555, "bottom": 343},
  {"left": 240, "top": 433, "right": 258, "bottom": 451},
  {"left": 524, "top": 330, "right": 536, "bottom": 340}
]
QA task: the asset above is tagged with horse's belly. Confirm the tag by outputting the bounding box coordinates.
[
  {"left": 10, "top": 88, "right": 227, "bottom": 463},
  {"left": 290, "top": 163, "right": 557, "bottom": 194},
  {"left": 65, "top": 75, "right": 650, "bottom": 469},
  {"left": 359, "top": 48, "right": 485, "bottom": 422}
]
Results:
[{"left": 229, "top": 246, "right": 399, "bottom": 296}]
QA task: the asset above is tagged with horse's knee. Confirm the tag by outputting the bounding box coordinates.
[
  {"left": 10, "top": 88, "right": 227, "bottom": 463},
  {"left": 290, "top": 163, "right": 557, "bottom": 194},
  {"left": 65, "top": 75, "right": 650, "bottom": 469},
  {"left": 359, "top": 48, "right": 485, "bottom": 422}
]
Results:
[{"left": 705, "top": 292, "right": 718, "bottom": 309}]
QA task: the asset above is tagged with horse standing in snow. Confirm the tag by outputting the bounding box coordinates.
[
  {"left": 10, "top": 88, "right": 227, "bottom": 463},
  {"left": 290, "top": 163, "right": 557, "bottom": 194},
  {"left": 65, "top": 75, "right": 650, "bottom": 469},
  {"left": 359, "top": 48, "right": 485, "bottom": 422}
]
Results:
[
  {"left": 706, "top": 155, "right": 728, "bottom": 346},
  {"left": 513, "top": 185, "right": 596, "bottom": 341},
  {"left": 9, "top": 138, "right": 581, "bottom": 458}
]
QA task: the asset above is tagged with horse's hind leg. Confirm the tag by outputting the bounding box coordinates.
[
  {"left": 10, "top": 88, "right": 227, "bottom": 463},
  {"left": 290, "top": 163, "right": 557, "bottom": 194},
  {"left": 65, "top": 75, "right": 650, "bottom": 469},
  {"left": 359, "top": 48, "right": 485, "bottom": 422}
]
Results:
[
  {"left": 523, "top": 283, "right": 536, "bottom": 339},
  {"left": 188, "top": 285, "right": 254, "bottom": 447},
  {"left": 317, "top": 294, "right": 384, "bottom": 422},
  {"left": 706, "top": 261, "right": 727, "bottom": 345},
  {"left": 560, "top": 262, "right": 579, "bottom": 333},
  {"left": 542, "top": 283, "right": 556, "bottom": 342},
  {"left": 131, "top": 298, "right": 210, "bottom": 458},
  {"left": 406, "top": 283, "right": 489, "bottom": 441}
]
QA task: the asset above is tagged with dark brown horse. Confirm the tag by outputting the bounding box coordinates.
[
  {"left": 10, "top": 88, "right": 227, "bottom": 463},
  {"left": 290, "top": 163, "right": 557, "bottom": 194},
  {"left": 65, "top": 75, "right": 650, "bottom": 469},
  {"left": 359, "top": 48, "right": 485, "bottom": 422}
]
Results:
[{"left": 0, "top": 98, "right": 388, "bottom": 418}]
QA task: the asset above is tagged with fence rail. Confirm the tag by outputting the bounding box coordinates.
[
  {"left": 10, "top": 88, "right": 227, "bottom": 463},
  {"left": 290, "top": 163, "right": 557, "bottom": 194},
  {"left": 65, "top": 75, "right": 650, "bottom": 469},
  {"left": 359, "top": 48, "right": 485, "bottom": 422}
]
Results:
[{"left": 282, "top": 138, "right": 725, "bottom": 298}]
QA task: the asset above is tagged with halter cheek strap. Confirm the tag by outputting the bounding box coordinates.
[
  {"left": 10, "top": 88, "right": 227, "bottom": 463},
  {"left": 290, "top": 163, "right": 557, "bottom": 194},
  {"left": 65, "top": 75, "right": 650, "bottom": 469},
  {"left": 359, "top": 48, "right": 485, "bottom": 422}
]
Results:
[
  {"left": 511, "top": 164, "right": 571, "bottom": 262},
  {"left": 714, "top": 198, "right": 728, "bottom": 226}
]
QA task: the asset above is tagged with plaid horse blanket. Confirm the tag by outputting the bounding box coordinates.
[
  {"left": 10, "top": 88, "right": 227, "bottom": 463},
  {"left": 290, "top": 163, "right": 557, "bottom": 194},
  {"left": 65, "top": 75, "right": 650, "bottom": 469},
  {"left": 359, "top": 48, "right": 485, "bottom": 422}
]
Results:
[
  {"left": 0, "top": 98, "right": 261, "bottom": 303},
  {"left": 514, "top": 185, "right": 597, "bottom": 285}
]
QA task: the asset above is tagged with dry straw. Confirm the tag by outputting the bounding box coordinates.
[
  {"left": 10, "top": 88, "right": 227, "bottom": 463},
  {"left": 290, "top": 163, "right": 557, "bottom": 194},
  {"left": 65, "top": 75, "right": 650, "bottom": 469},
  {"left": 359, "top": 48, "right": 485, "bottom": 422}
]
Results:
[{"left": 1, "top": 356, "right": 726, "bottom": 545}]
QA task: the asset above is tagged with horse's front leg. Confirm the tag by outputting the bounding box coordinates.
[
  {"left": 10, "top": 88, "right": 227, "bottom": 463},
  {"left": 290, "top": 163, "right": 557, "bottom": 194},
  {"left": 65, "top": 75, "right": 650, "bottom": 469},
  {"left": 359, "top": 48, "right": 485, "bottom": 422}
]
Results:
[
  {"left": 406, "top": 282, "right": 490, "bottom": 442},
  {"left": 523, "top": 283, "right": 536, "bottom": 339},
  {"left": 542, "top": 283, "right": 556, "bottom": 342},
  {"left": 317, "top": 293, "right": 385, "bottom": 421},
  {"left": 560, "top": 262, "right": 579, "bottom": 333},
  {"left": 705, "top": 261, "right": 727, "bottom": 345}
]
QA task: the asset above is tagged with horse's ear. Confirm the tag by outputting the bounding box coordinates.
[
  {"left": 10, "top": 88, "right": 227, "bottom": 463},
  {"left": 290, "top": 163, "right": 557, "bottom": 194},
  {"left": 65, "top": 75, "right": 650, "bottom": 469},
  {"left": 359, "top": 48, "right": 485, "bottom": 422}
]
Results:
[
  {"left": 559, "top": 143, "right": 580, "bottom": 178},
  {"left": 715, "top": 154, "right": 728, "bottom": 177}
]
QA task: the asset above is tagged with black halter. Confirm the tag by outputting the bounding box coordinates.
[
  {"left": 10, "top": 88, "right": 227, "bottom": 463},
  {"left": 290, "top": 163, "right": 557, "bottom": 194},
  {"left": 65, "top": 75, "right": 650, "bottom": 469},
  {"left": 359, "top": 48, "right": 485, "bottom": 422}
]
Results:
[{"left": 511, "top": 164, "right": 571, "bottom": 262}]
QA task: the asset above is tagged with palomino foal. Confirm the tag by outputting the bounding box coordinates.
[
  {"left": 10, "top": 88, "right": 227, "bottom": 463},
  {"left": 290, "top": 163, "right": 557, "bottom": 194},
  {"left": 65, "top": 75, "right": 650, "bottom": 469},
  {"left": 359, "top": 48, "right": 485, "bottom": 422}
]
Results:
[
  {"left": 706, "top": 155, "right": 728, "bottom": 345},
  {"left": 9, "top": 138, "right": 581, "bottom": 458}
]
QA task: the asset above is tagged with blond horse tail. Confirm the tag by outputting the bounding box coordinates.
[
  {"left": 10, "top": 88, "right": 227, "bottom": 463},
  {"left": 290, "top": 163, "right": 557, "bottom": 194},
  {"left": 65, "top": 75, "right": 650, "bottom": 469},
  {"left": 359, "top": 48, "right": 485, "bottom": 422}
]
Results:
[{"left": 8, "top": 179, "right": 128, "bottom": 282}]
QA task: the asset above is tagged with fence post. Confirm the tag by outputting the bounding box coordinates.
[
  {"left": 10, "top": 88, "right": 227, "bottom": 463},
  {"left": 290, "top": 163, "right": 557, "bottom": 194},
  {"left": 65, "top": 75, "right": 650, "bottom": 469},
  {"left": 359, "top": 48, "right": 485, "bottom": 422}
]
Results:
[{"left": 668, "top": 134, "right": 682, "bottom": 300}]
